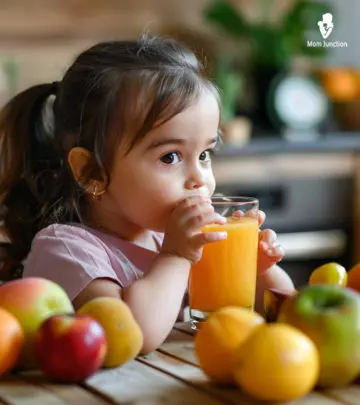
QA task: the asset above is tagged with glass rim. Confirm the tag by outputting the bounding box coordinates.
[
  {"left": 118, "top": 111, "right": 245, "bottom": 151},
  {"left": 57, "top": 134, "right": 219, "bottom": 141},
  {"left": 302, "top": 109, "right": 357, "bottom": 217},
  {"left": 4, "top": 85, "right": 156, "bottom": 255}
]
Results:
[{"left": 211, "top": 196, "right": 259, "bottom": 205}]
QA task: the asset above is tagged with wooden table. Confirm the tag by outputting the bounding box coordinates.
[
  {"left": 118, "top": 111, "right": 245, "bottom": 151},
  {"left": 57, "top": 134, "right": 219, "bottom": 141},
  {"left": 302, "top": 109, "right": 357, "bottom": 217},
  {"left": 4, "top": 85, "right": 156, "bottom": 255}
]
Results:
[{"left": 0, "top": 323, "right": 358, "bottom": 405}]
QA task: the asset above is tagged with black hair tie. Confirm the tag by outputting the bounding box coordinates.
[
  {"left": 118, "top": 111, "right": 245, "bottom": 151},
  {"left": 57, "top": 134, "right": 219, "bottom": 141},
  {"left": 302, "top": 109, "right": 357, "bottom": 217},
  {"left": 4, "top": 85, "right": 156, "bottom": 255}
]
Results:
[{"left": 50, "top": 81, "right": 59, "bottom": 95}]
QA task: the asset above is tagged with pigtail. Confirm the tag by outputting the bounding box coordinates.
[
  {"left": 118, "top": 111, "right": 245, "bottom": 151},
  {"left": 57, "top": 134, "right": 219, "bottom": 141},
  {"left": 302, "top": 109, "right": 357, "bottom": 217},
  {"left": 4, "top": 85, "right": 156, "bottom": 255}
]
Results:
[{"left": 0, "top": 82, "right": 61, "bottom": 280}]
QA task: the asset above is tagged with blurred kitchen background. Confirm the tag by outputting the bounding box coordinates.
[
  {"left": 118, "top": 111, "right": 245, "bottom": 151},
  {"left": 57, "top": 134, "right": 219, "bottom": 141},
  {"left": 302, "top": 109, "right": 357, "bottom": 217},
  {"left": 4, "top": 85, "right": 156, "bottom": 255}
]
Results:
[{"left": 1, "top": 0, "right": 360, "bottom": 287}]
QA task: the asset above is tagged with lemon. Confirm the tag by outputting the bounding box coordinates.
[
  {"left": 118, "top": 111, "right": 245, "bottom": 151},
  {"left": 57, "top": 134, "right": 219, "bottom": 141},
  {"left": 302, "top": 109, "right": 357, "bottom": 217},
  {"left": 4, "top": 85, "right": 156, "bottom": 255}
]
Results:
[{"left": 309, "top": 262, "right": 347, "bottom": 286}]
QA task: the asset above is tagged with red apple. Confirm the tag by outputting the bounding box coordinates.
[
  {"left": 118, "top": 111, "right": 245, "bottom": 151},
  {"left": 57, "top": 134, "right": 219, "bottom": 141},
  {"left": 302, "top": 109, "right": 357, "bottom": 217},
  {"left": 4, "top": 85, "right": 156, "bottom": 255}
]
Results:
[{"left": 34, "top": 314, "right": 107, "bottom": 382}]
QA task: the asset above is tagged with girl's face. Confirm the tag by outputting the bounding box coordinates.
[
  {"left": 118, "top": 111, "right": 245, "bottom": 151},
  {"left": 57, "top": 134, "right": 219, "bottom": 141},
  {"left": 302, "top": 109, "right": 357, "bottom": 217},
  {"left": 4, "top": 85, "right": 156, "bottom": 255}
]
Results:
[{"left": 97, "top": 90, "right": 219, "bottom": 234}]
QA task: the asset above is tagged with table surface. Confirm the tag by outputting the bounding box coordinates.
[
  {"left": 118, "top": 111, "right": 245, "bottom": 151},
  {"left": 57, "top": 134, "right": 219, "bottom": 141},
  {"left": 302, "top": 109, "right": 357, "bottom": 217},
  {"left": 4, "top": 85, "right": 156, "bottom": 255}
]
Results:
[{"left": 0, "top": 322, "right": 358, "bottom": 405}]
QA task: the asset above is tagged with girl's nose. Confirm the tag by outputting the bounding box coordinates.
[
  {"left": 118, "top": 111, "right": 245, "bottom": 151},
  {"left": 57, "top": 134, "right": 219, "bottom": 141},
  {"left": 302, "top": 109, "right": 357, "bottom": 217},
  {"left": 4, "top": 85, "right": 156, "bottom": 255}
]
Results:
[{"left": 184, "top": 166, "right": 205, "bottom": 190}]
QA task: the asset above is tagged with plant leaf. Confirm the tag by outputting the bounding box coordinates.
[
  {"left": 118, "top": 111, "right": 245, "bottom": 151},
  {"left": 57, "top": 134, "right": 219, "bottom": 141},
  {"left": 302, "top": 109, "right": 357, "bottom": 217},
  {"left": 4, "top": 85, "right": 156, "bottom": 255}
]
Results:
[
  {"left": 204, "top": 0, "right": 251, "bottom": 38},
  {"left": 213, "top": 55, "right": 243, "bottom": 122},
  {"left": 248, "top": 25, "right": 292, "bottom": 68}
]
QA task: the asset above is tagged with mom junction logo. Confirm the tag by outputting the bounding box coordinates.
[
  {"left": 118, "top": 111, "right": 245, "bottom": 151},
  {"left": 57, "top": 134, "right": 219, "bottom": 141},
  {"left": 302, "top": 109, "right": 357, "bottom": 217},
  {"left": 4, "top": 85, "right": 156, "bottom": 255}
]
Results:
[{"left": 306, "top": 12, "right": 348, "bottom": 49}]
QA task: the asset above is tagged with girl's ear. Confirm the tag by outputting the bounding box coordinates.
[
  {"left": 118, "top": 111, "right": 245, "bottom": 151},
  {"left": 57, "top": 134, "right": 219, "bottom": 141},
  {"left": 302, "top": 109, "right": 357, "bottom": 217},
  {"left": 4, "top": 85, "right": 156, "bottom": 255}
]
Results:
[
  {"left": 68, "top": 147, "right": 107, "bottom": 193},
  {"left": 68, "top": 147, "right": 92, "bottom": 186}
]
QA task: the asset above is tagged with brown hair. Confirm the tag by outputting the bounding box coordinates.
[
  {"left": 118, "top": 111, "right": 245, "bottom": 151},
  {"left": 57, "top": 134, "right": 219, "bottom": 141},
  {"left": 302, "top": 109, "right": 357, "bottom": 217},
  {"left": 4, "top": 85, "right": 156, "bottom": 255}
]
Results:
[{"left": 0, "top": 35, "right": 219, "bottom": 280}]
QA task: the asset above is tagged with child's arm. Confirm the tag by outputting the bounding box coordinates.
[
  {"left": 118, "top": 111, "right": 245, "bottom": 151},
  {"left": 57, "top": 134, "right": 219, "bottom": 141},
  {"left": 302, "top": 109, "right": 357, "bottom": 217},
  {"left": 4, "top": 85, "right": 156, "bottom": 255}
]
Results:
[
  {"left": 73, "top": 253, "right": 191, "bottom": 354},
  {"left": 122, "top": 252, "right": 191, "bottom": 354},
  {"left": 72, "top": 252, "right": 191, "bottom": 355}
]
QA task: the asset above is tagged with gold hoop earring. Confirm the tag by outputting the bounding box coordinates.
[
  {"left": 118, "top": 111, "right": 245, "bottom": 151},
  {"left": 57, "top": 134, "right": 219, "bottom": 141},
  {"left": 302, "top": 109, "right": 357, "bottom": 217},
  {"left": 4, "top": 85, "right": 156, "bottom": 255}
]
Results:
[{"left": 90, "top": 183, "right": 105, "bottom": 201}]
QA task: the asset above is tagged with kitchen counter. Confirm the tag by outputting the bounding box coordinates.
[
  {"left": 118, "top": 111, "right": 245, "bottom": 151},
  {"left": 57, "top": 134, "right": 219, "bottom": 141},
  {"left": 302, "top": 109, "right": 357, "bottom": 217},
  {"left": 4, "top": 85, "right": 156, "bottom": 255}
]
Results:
[{"left": 214, "top": 132, "right": 360, "bottom": 158}]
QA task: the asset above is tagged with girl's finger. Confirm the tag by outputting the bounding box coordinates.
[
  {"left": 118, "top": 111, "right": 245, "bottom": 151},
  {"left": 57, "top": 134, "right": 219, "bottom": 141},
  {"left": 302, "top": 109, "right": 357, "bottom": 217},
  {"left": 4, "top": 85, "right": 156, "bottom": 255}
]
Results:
[
  {"left": 178, "top": 202, "right": 214, "bottom": 226},
  {"left": 236, "top": 208, "right": 265, "bottom": 226},
  {"left": 257, "top": 210, "right": 266, "bottom": 226},
  {"left": 232, "top": 210, "right": 245, "bottom": 218},
  {"left": 244, "top": 208, "right": 258, "bottom": 220},
  {"left": 259, "top": 241, "right": 285, "bottom": 260},
  {"left": 259, "top": 229, "right": 277, "bottom": 245},
  {"left": 191, "top": 231, "right": 227, "bottom": 250},
  {"left": 257, "top": 243, "right": 285, "bottom": 274},
  {"left": 187, "top": 211, "right": 226, "bottom": 231},
  {"left": 267, "top": 244, "right": 285, "bottom": 259},
  {"left": 233, "top": 209, "right": 264, "bottom": 222},
  {"left": 175, "top": 195, "right": 210, "bottom": 213}
]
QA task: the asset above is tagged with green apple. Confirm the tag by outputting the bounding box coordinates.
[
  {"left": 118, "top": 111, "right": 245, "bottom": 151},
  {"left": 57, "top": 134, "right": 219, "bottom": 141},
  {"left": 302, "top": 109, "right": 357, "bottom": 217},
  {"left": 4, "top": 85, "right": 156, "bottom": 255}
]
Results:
[{"left": 277, "top": 284, "right": 360, "bottom": 388}]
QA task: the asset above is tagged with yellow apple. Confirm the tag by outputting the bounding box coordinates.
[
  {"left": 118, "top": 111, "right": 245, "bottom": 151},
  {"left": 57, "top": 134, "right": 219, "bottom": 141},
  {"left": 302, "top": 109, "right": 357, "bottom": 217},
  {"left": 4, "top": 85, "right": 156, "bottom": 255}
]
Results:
[{"left": 0, "top": 277, "right": 74, "bottom": 368}]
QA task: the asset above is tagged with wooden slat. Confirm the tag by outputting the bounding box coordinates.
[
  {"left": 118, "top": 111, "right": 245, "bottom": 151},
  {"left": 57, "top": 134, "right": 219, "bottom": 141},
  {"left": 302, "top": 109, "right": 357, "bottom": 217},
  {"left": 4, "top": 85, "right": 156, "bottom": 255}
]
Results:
[
  {"left": 161, "top": 328, "right": 201, "bottom": 366},
  {"left": 17, "top": 370, "right": 112, "bottom": 405},
  {"left": 0, "top": 374, "right": 67, "bottom": 405},
  {"left": 84, "top": 359, "right": 224, "bottom": 405},
  {"left": 294, "top": 393, "right": 347, "bottom": 405},
  {"left": 323, "top": 385, "right": 360, "bottom": 405},
  {"left": 139, "top": 350, "right": 256, "bottom": 405},
  {"left": 159, "top": 328, "right": 343, "bottom": 405}
]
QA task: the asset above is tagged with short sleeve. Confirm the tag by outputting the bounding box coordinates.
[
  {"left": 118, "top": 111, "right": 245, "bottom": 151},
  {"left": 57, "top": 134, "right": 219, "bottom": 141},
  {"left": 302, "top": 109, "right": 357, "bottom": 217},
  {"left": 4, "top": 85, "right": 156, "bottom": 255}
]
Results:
[{"left": 23, "top": 225, "right": 123, "bottom": 301}]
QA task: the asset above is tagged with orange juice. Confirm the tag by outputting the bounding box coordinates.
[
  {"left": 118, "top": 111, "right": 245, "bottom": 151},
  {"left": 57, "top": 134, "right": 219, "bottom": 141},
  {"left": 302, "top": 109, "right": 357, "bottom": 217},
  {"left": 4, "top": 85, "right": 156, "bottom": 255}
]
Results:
[{"left": 189, "top": 216, "right": 258, "bottom": 312}]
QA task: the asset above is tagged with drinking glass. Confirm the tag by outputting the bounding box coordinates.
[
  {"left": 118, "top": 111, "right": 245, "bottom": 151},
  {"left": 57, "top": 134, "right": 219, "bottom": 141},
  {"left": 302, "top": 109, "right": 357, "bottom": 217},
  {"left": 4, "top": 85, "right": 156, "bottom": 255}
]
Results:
[{"left": 188, "top": 196, "right": 259, "bottom": 330}]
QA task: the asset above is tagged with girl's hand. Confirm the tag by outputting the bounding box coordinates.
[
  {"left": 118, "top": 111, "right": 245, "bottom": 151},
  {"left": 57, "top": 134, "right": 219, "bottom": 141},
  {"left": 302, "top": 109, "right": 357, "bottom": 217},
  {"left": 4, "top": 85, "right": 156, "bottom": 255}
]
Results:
[
  {"left": 257, "top": 211, "right": 285, "bottom": 276},
  {"left": 161, "top": 195, "right": 227, "bottom": 264}
]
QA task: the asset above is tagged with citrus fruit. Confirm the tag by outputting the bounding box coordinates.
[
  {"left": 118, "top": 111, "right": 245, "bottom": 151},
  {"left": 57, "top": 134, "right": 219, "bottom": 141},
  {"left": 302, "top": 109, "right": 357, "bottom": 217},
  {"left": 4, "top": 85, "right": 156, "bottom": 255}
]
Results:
[
  {"left": 320, "top": 68, "right": 360, "bottom": 102},
  {"left": 309, "top": 262, "right": 347, "bottom": 286},
  {"left": 347, "top": 263, "right": 360, "bottom": 293},
  {"left": 234, "top": 323, "right": 319, "bottom": 401},
  {"left": 77, "top": 297, "right": 143, "bottom": 368},
  {"left": 0, "top": 307, "right": 24, "bottom": 374},
  {"left": 194, "top": 306, "right": 264, "bottom": 384}
]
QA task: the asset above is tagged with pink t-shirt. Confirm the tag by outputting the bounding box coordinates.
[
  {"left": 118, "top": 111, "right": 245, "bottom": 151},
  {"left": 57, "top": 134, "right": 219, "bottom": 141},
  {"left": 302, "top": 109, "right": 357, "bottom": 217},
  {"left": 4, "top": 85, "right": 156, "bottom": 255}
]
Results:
[{"left": 23, "top": 223, "right": 164, "bottom": 301}]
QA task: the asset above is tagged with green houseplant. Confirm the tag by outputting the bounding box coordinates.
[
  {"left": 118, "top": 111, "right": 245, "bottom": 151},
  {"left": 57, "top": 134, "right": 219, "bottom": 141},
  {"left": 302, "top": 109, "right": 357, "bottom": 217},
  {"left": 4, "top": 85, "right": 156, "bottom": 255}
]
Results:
[{"left": 204, "top": 0, "right": 332, "bottom": 132}]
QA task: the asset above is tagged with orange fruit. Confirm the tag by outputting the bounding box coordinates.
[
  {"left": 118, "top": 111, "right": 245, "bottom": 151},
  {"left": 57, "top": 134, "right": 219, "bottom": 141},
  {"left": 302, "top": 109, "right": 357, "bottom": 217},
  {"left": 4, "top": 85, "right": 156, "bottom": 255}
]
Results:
[
  {"left": 194, "top": 307, "right": 264, "bottom": 384},
  {"left": 347, "top": 263, "right": 360, "bottom": 293},
  {"left": 320, "top": 68, "right": 360, "bottom": 102},
  {"left": 309, "top": 262, "right": 347, "bottom": 286},
  {"left": 77, "top": 297, "right": 143, "bottom": 368},
  {"left": 0, "top": 307, "right": 24, "bottom": 374},
  {"left": 234, "top": 323, "right": 319, "bottom": 402}
]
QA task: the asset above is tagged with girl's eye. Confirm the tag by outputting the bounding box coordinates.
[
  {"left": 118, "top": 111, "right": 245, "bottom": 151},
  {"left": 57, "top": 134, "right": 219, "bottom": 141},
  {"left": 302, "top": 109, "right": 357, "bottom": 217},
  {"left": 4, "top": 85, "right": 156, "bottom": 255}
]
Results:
[
  {"left": 160, "top": 152, "right": 181, "bottom": 165},
  {"left": 199, "top": 150, "right": 213, "bottom": 162}
]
